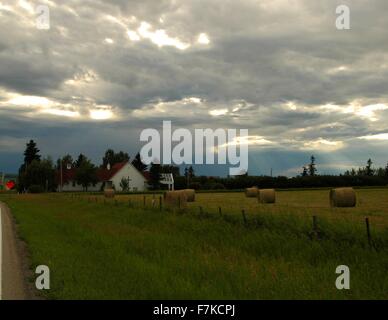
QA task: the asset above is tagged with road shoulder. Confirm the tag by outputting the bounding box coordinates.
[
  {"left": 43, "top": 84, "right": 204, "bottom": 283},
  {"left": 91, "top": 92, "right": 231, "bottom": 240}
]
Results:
[{"left": 1, "top": 201, "right": 40, "bottom": 300}]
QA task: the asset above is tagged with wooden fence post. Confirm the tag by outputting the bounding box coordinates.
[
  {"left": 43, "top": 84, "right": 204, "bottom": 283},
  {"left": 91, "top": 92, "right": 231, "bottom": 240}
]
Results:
[
  {"left": 143, "top": 195, "right": 146, "bottom": 208},
  {"left": 313, "top": 216, "right": 318, "bottom": 232},
  {"left": 311, "top": 215, "right": 319, "bottom": 240},
  {"left": 365, "top": 217, "right": 372, "bottom": 248},
  {"left": 218, "top": 207, "right": 222, "bottom": 217},
  {"left": 241, "top": 209, "right": 247, "bottom": 226},
  {"left": 159, "top": 196, "right": 162, "bottom": 211}
]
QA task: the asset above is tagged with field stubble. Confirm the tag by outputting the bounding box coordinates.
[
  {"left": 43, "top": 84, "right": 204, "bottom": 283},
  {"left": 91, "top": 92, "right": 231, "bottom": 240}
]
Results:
[{"left": 1, "top": 188, "right": 388, "bottom": 299}]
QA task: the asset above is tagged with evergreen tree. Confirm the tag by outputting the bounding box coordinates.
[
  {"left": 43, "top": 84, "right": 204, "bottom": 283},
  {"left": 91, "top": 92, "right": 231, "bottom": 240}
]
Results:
[
  {"left": 308, "top": 155, "right": 317, "bottom": 176},
  {"left": 184, "top": 167, "right": 189, "bottom": 187},
  {"left": 75, "top": 154, "right": 87, "bottom": 168},
  {"left": 131, "top": 152, "right": 148, "bottom": 172},
  {"left": 184, "top": 166, "right": 195, "bottom": 187},
  {"left": 75, "top": 157, "right": 98, "bottom": 191},
  {"left": 188, "top": 166, "right": 195, "bottom": 178},
  {"left": 23, "top": 140, "right": 41, "bottom": 166},
  {"left": 301, "top": 166, "right": 308, "bottom": 177},
  {"left": 102, "top": 149, "right": 130, "bottom": 168},
  {"left": 102, "top": 149, "right": 114, "bottom": 167},
  {"left": 161, "top": 165, "right": 180, "bottom": 176},
  {"left": 149, "top": 162, "right": 161, "bottom": 190},
  {"left": 385, "top": 162, "right": 388, "bottom": 178},
  {"left": 18, "top": 140, "right": 42, "bottom": 192},
  {"left": 56, "top": 154, "right": 74, "bottom": 169},
  {"left": 376, "top": 167, "right": 385, "bottom": 177},
  {"left": 18, "top": 157, "right": 56, "bottom": 192},
  {"left": 366, "top": 158, "right": 374, "bottom": 176}
]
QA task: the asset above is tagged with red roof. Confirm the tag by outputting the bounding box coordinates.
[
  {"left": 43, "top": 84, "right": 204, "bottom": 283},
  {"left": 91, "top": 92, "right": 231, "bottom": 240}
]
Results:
[
  {"left": 57, "top": 162, "right": 128, "bottom": 184},
  {"left": 142, "top": 171, "right": 151, "bottom": 181},
  {"left": 97, "top": 162, "right": 127, "bottom": 181},
  {"left": 57, "top": 167, "right": 76, "bottom": 184}
]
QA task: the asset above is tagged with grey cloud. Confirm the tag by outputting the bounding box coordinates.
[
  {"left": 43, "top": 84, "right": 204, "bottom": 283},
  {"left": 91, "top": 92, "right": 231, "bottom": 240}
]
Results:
[{"left": 1, "top": 0, "right": 388, "bottom": 174}]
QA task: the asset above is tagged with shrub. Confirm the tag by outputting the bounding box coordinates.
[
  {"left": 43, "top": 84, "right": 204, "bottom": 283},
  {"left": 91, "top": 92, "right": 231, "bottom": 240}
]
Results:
[
  {"left": 211, "top": 183, "right": 226, "bottom": 190},
  {"left": 188, "top": 182, "right": 201, "bottom": 190},
  {"left": 28, "top": 185, "right": 45, "bottom": 193}
]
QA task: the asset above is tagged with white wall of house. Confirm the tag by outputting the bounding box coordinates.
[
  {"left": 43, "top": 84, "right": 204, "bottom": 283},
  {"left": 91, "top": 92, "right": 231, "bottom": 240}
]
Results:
[
  {"left": 58, "top": 162, "right": 148, "bottom": 192},
  {"left": 60, "top": 182, "right": 103, "bottom": 192},
  {"left": 110, "top": 163, "right": 148, "bottom": 191}
]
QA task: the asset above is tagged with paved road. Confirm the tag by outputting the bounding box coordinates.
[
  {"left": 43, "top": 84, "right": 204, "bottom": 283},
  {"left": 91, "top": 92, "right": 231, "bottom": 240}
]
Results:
[{"left": 0, "top": 202, "right": 28, "bottom": 300}]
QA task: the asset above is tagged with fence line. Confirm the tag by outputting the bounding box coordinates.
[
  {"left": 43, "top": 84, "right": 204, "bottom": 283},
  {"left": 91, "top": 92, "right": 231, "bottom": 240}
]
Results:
[{"left": 70, "top": 193, "right": 383, "bottom": 250}]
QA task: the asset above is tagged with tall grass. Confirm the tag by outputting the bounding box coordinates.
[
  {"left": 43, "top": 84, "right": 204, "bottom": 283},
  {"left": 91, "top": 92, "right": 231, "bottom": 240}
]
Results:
[{"left": 1, "top": 193, "right": 388, "bottom": 299}]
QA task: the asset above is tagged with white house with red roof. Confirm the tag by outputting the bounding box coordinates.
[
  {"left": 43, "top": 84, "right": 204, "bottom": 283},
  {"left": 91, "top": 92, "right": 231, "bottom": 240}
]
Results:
[{"left": 58, "top": 161, "right": 149, "bottom": 192}]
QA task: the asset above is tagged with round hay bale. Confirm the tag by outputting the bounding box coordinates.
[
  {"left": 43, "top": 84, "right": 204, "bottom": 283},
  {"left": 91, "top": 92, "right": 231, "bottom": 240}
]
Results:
[
  {"left": 245, "top": 187, "right": 258, "bottom": 198},
  {"left": 330, "top": 188, "right": 356, "bottom": 207},
  {"left": 104, "top": 188, "right": 115, "bottom": 198},
  {"left": 258, "top": 189, "right": 276, "bottom": 204},
  {"left": 183, "top": 189, "right": 196, "bottom": 202},
  {"left": 165, "top": 190, "right": 188, "bottom": 208}
]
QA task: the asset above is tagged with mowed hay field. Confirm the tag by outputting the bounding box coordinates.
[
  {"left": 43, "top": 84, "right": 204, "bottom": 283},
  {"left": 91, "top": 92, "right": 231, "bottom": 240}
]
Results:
[
  {"left": 1, "top": 188, "right": 388, "bottom": 299},
  {"left": 115, "top": 188, "right": 388, "bottom": 228}
]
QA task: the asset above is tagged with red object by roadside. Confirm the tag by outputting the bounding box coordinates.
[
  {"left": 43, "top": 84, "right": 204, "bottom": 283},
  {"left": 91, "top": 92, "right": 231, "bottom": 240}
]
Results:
[{"left": 5, "top": 180, "right": 15, "bottom": 190}]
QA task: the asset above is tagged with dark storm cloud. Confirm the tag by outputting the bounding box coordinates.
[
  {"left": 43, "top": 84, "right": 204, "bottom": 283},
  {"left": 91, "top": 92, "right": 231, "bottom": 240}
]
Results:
[
  {"left": 0, "top": 55, "right": 74, "bottom": 94},
  {"left": 1, "top": 0, "right": 388, "bottom": 174}
]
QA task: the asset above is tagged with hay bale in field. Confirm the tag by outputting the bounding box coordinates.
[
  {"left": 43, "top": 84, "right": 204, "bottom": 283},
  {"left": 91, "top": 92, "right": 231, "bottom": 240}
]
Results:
[
  {"left": 164, "top": 190, "right": 188, "bottom": 208},
  {"left": 330, "top": 187, "right": 356, "bottom": 207},
  {"left": 183, "top": 189, "right": 196, "bottom": 202},
  {"left": 258, "top": 189, "right": 276, "bottom": 204},
  {"left": 245, "top": 187, "right": 258, "bottom": 198},
  {"left": 104, "top": 188, "right": 115, "bottom": 198}
]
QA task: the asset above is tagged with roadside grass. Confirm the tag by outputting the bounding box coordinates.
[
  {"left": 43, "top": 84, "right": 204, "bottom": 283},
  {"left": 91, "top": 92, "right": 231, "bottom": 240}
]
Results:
[{"left": 1, "top": 190, "right": 388, "bottom": 299}]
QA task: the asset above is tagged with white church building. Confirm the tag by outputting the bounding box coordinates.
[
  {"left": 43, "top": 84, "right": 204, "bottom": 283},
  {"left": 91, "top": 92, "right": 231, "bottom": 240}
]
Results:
[{"left": 58, "top": 161, "right": 149, "bottom": 192}]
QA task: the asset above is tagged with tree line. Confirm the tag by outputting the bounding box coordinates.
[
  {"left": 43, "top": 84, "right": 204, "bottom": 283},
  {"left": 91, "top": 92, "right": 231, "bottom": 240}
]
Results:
[
  {"left": 173, "top": 156, "right": 388, "bottom": 190},
  {"left": 16, "top": 141, "right": 388, "bottom": 192},
  {"left": 17, "top": 140, "right": 151, "bottom": 192},
  {"left": 17, "top": 140, "right": 192, "bottom": 192}
]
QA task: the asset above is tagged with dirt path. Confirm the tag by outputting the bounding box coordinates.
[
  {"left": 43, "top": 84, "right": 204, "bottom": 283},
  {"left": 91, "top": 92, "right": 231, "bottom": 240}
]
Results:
[{"left": 0, "top": 202, "right": 31, "bottom": 300}]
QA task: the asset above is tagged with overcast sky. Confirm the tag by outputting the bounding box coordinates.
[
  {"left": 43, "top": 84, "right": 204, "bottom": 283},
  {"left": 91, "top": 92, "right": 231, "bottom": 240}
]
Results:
[{"left": 1, "top": 0, "right": 388, "bottom": 176}]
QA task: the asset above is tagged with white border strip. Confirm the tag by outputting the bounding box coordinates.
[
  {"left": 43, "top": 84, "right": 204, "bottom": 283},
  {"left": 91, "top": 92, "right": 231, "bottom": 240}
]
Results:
[{"left": 0, "top": 207, "right": 2, "bottom": 300}]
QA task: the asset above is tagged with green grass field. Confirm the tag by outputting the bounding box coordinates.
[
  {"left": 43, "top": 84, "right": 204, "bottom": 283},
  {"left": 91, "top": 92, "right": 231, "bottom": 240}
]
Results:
[{"left": 1, "top": 189, "right": 388, "bottom": 299}]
